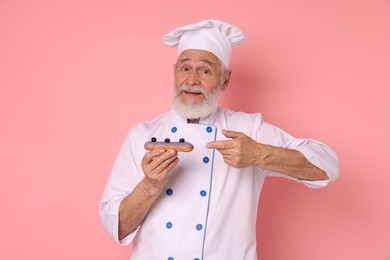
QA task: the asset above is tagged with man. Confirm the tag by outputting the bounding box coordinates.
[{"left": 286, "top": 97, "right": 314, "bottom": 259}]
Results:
[{"left": 100, "top": 19, "right": 339, "bottom": 260}]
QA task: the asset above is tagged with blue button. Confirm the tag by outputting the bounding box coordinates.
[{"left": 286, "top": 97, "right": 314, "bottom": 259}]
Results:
[
  {"left": 206, "top": 126, "right": 213, "bottom": 133},
  {"left": 166, "top": 222, "right": 172, "bottom": 229},
  {"left": 203, "top": 156, "right": 209, "bottom": 163},
  {"left": 168, "top": 257, "right": 174, "bottom": 260},
  {"left": 200, "top": 190, "right": 207, "bottom": 197},
  {"left": 166, "top": 188, "right": 173, "bottom": 196},
  {"left": 171, "top": 127, "right": 177, "bottom": 133},
  {"left": 196, "top": 224, "right": 203, "bottom": 230},
  {"left": 194, "top": 258, "right": 200, "bottom": 260}
]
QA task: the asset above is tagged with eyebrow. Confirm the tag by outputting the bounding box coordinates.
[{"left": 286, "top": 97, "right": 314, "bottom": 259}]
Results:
[{"left": 178, "top": 57, "right": 215, "bottom": 67}]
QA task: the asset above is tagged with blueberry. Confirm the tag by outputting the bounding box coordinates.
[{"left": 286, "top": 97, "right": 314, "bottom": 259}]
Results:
[
  {"left": 151, "top": 137, "right": 157, "bottom": 142},
  {"left": 179, "top": 138, "right": 185, "bottom": 143},
  {"left": 164, "top": 138, "right": 170, "bottom": 143}
]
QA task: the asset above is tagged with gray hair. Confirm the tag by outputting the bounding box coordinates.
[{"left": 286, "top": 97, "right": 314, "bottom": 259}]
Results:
[{"left": 219, "top": 60, "right": 229, "bottom": 91}]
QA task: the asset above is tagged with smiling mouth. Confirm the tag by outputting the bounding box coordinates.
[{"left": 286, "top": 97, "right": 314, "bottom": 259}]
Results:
[
  {"left": 181, "top": 90, "right": 203, "bottom": 96},
  {"left": 180, "top": 89, "right": 203, "bottom": 98},
  {"left": 177, "top": 85, "right": 205, "bottom": 98}
]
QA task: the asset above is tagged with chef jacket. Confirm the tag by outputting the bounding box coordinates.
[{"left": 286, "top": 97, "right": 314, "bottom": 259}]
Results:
[{"left": 100, "top": 107, "right": 339, "bottom": 260}]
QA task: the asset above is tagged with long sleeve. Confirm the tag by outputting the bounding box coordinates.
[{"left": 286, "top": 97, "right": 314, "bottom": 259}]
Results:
[
  {"left": 257, "top": 121, "right": 339, "bottom": 188},
  {"left": 99, "top": 130, "right": 144, "bottom": 245}
]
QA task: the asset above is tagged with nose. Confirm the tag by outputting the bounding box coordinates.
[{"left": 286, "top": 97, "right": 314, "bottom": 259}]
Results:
[{"left": 186, "top": 70, "right": 200, "bottom": 86}]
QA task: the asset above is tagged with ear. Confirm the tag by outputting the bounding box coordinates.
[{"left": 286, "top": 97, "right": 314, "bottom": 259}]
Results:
[{"left": 221, "top": 69, "right": 232, "bottom": 91}]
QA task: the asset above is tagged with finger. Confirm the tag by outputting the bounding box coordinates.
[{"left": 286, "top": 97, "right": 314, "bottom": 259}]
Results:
[
  {"left": 148, "top": 156, "right": 179, "bottom": 182},
  {"left": 206, "top": 140, "right": 234, "bottom": 150},
  {"left": 144, "top": 157, "right": 179, "bottom": 186},
  {"left": 160, "top": 157, "right": 179, "bottom": 175},
  {"left": 142, "top": 148, "right": 166, "bottom": 165},
  {"left": 149, "top": 150, "right": 177, "bottom": 170},
  {"left": 206, "top": 130, "right": 245, "bottom": 149},
  {"left": 155, "top": 152, "right": 178, "bottom": 170},
  {"left": 222, "top": 129, "right": 243, "bottom": 139}
]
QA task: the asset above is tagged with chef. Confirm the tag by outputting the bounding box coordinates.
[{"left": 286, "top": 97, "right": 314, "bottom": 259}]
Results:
[{"left": 99, "top": 19, "right": 339, "bottom": 260}]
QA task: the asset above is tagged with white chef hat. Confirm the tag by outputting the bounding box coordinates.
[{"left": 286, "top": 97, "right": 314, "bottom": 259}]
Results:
[{"left": 162, "top": 19, "right": 246, "bottom": 67}]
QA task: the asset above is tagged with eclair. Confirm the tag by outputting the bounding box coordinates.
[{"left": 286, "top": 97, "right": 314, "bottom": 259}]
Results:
[{"left": 144, "top": 137, "right": 194, "bottom": 152}]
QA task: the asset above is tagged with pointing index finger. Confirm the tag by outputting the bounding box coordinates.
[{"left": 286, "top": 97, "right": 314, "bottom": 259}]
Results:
[{"left": 206, "top": 140, "right": 232, "bottom": 150}]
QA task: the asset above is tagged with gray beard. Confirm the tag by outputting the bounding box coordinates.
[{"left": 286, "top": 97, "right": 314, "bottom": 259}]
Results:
[{"left": 172, "top": 85, "right": 221, "bottom": 119}]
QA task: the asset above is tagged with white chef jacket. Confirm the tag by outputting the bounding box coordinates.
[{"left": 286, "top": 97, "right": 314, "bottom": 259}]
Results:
[{"left": 99, "top": 107, "right": 339, "bottom": 260}]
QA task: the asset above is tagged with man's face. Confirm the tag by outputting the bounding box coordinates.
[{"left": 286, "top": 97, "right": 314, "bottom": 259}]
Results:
[
  {"left": 174, "top": 49, "right": 224, "bottom": 106},
  {"left": 172, "top": 49, "right": 229, "bottom": 119}
]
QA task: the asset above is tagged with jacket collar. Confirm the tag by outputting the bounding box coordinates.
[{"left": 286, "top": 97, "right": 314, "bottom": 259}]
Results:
[{"left": 172, "top": 106, "right": 219, "bottom": 125}]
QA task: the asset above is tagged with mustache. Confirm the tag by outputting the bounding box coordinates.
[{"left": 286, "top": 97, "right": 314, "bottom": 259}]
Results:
[{"left": 177, "top": 85, "right": 206, "bottom": 95}]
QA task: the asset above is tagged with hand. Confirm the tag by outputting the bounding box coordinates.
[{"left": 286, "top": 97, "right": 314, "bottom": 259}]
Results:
[
  {"left": 141, "top": 148, "right": 179, "bottom": 192},
  {"left": 206, "top": 129, "right": 262, "bottom": 168}
]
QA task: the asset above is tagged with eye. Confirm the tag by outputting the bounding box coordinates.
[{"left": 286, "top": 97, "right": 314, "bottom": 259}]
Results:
[
  {"left": 180, "top": 66, "right": 191, "bottom": 73},
  {"left": 200, "top": 69, "right": 209, "bottom": 75}
]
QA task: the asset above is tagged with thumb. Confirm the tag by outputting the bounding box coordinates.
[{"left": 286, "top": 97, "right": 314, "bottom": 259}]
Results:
[{"left": 222, "top": 129, "right": 241, "bottom": 139}]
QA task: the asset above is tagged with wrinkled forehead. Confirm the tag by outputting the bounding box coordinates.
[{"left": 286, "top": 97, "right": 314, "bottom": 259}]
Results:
[{"left": 176, "top": 49, "right": 222, "bottom": 67}]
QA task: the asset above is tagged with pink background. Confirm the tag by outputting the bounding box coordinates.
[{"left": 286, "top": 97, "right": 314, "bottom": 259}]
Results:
[{"left": 1, "top": 0, "right": 389, "bottom": 259}]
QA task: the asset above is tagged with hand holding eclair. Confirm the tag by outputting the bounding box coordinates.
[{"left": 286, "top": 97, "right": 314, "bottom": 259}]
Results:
[{"left": 141, "top": 148, "right": 179, "bottom": 191}]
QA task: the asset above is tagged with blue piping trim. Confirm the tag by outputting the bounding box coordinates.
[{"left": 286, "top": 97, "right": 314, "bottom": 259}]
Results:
[{"left": 200, "top": 123, "right": 217, "bottom": 260}]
